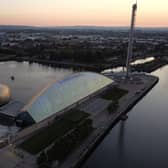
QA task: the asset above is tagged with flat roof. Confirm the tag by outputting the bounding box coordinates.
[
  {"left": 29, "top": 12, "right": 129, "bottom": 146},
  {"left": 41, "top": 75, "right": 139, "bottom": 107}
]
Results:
[{"left": 0, "top": 101, "right": 24, "bottom": 118}]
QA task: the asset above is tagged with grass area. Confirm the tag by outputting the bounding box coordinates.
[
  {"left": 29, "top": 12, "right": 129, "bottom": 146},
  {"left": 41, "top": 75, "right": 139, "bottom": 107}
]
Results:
[
  {"left": 63, "top": 109, "right": 89, "bottom": 123},
  {"left": 19, "top": 109, "right": 90, "bottom": 155},
  {"left": 45, "top": 118, "right": 93, "bottom": 163},
  {"left": 20, "top": 118, "right": 75, "bottom": 155},
  {"left": 108, "top": 101, "right": 119, "bottom": 113},
  {"left": 101, "top": 87, "right": 128, "bottom": 101},
  {"left": 37, "top": 119, "right": 93, "bottom": 165}
]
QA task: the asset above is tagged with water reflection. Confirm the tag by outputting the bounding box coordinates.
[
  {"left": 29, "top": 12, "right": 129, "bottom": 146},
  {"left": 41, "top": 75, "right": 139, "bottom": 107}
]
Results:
[
  {"left": 102, "top": 57, "right": 155, "bottom": 74},
  {"left": 0, "top": 61, "right": 75, "bottom": 104},
  {"left": 102, "top": 67, "right": 125, "bottom": 73},
  {"left": 117, "top": 121, "right": 126, "bottom": 158},
  {"left": 83, "top": 65, "right": 168, "bottom": 168},
  {"left": 131, "top": 57, "right": 155, "bottom": 65}
]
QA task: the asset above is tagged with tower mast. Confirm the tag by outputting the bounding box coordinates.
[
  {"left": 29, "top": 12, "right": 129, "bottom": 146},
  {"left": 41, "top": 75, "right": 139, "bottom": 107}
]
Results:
[{"left": 126, "top": 1, "right": 137, "bottom": 77}]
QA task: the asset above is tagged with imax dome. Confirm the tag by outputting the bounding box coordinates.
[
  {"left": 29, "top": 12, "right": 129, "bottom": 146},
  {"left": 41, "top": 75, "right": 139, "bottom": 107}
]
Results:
[{"left": 0, "top": 84, "right": 11, "bottom": 106}]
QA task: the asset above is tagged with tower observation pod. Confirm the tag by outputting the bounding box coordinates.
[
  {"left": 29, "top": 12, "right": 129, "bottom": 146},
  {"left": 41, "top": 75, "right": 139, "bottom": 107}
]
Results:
[{"left": 126, "top": 2, "right": 137, "bottom": 77}]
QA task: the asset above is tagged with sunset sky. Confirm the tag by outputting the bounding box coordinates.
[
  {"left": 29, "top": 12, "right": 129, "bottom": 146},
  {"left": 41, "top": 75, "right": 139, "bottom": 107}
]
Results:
[{"left": 0, "top": 0, "right": 168, "bottom": 27}]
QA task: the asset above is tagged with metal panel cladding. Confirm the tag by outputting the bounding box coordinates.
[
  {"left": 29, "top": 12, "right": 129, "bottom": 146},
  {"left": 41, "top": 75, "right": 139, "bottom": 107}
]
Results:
[{"left": 23, "top": 72, "right": 113, "bottom": 123}]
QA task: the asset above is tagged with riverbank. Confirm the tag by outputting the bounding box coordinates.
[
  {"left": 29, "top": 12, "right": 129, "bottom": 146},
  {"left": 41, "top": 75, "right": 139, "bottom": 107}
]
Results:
[
  {"left": 58, "top": 73, "right": 158, "bottom": 168},
  {"left": 132, "top": 58, "right": 167, "bottom": 73},
  {"left": 1, "top": 56, "right": 167, "bottom": 73}
]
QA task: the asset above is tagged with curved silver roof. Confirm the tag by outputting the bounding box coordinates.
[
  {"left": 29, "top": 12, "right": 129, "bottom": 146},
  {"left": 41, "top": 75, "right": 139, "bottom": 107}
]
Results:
[
  {"left": 23, "top": 72, "right": 113, "bottom": 123},
  {"left": 0, "top": 84, "right": 11, "bottom": 106}
]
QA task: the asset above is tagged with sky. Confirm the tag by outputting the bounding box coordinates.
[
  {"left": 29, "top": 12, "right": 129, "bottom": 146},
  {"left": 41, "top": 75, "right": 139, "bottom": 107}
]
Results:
[{"left": 0, "top": 0, "right": 168, "bottom": 27}]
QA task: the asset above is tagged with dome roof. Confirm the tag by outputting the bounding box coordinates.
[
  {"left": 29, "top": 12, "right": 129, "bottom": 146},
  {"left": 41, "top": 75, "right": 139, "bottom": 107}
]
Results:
[
  {"left": 22, "top": 72, "right": 113, "bottom": 123},
  {"left": 0, "top": 84, "right": 11, "bottom": 106}
]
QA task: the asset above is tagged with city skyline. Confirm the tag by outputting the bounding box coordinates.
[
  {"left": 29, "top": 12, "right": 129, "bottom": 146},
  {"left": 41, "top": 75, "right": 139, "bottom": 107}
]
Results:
[{"left": 0, "top": 0, "right": 168, "bottom": 27}]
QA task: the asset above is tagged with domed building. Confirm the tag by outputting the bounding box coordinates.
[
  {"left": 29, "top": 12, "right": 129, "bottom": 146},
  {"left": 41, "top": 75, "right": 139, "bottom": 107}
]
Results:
[
  {"left": 0, "top": 84, "right": 24, "bottom": 125},
  {"left": 16, "top": 72, "right": 114, "bottom": 127},
  {"left": 0, "top": 84, "right": 11, "bottom": 106}
]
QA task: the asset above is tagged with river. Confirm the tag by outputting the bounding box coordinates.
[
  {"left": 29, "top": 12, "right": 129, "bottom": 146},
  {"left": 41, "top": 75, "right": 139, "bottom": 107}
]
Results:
[
  {"left": 82, "top": 65, "right": 168, "bottom": 168},
  {"left": 0, "top": 61, "right": 75, "bottom": 104}
]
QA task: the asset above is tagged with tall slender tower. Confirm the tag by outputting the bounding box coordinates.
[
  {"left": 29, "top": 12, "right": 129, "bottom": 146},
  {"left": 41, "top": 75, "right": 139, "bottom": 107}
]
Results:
[{"left": 126, "top": 2, "right": 137, "bottom": 77}]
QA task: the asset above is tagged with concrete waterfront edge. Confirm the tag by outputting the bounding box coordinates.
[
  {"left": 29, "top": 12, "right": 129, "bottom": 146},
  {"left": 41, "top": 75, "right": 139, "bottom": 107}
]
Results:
[{"left": 72, "top": 75, "right": 159, "bottom": 168}]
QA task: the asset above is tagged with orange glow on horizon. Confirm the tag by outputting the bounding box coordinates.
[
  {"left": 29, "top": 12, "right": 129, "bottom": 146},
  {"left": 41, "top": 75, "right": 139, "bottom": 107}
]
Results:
[{"left": 0, "top": 0, "right": 168, "bottom": 27}]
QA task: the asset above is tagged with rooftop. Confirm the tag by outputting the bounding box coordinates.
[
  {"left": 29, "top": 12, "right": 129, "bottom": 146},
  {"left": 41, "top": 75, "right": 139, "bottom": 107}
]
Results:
[{"left": 23, "top": 72, "right": 114, "bottom": 123}]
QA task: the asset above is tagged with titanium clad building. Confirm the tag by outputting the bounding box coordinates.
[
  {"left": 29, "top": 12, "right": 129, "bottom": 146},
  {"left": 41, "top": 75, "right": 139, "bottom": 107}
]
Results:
[
  {"left": 16, "top": 72, "right": 113, "bottom": 127},
  {"left": 0, "top": 84, "right": 11, "bottom": 106}
]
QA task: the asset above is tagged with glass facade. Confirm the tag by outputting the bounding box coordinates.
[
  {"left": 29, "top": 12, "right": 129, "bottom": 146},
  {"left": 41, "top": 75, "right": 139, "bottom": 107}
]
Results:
[{"left": 22, "top": 72, "right": 113, "bottom": 123}]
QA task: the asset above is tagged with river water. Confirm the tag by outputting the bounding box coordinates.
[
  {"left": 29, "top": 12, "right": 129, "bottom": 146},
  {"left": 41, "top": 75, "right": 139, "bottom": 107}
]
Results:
[
  {"left": 102, "top": 57, "right": 155, "bottom": 73},
  {"left": 82, "top": 65, "right": 168, "bottom": 168},
  {"left": 0, "top": 61, "right": 74, "bottom": 104}
]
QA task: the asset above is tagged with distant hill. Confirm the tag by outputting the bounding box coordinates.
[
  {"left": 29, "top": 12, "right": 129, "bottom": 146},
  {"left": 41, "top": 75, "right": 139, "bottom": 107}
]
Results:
[
  {"left": 0, "top": 25, "right": 129, "bottom": 31},
  {"left": 0, "top": 25, "right": 167, "bottom": 32},
  {"left": 0, "top": 25, "right": 36, "bottom": 31}
]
